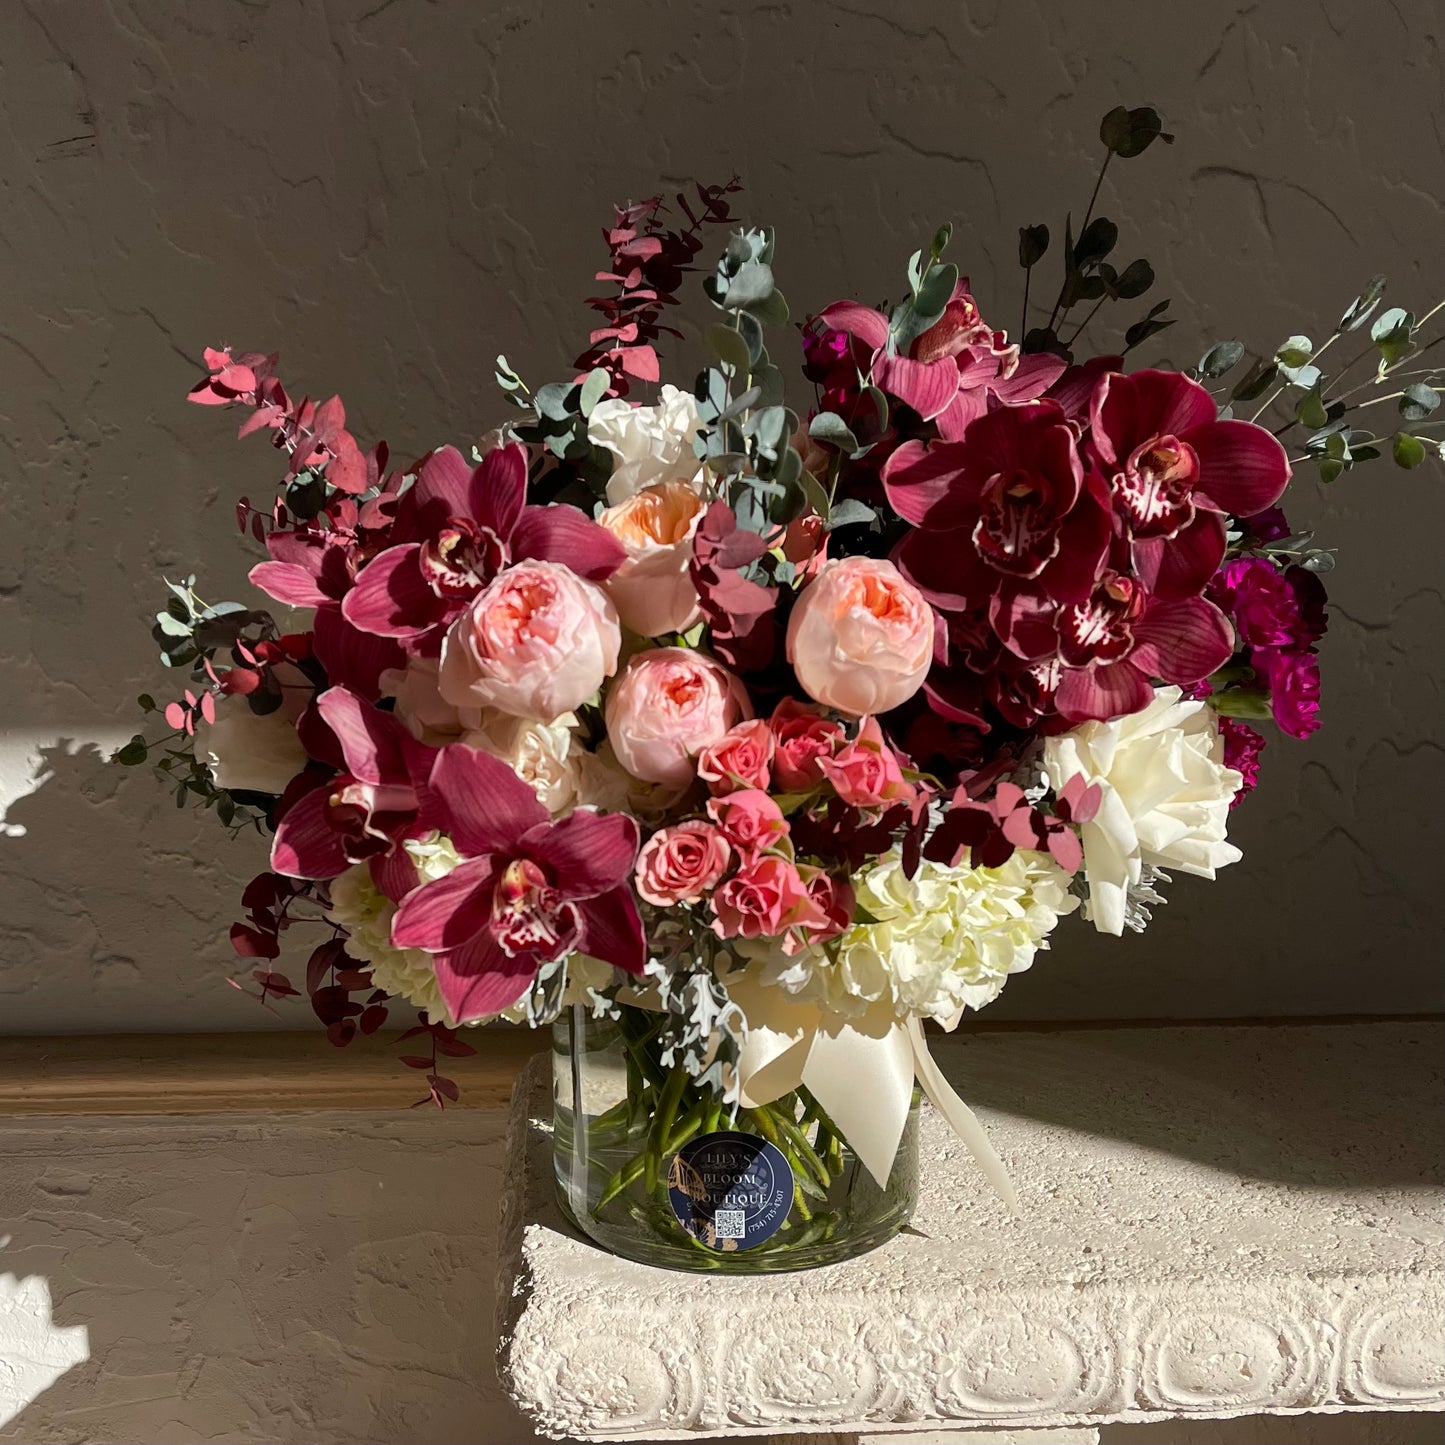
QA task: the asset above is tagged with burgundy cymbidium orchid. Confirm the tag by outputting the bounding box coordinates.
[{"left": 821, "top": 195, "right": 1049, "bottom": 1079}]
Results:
[
  {"left": 815, "top": 282, "right": 1066, "bottom": 439},
  {"left": 389, "top": 743, "right": 645, "bottom": 1022},
  {"left": 270, "top": 686, "right": 435, "bottom": 901},
  {"left": 883, "top": 382, "right": 1279, "bottom": 726},
  {"left": 340, "top": 442, "right": 625, "bottom": 652}
]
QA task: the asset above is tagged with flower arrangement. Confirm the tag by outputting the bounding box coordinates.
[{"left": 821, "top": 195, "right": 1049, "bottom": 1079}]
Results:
[{"left": 123, "top": 107, "right": 1441, "bottom": 1265}]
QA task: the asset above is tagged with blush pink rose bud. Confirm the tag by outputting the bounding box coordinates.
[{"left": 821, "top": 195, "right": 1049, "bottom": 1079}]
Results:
[
  {"left": 782, "top": 867, "right": 855, "bottom": 955},
  {"left": 785, "top": 556, "right": 933, "bottom": 717},
  {"left": 596, "top": 480, "right": 706, "bottom": 638},
  {"left": 768, "top": 698, "right": 845, "bottom": 790},
  {"left": 710, "top": 855, "right": 827, "bottom": 941},
  {"left": 604, "top": 647, "right": 752, "bottom": 787},
  {"left": 634, "top": 821, "right": 732, "bottom": 906},
  {"left": 817, "top": 716, "right": 917, "bottom": 808},
  {"left": 695, "top": 718, "right": 774, "bottom": 796},
  {"left": 706, "top": 788, "right": 790, "bottom": 859},
  {"left": 439, "top": 560, "right": 621, "bottom": 723}
]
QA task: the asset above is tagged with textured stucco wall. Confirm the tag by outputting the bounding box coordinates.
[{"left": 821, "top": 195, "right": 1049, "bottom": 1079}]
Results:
[{"left": 1, "top": 0, "right": 1442, "bottom": 1031}]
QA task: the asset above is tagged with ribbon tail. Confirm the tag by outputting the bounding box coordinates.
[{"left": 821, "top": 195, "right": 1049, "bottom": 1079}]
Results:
[{"left": 906, "top": 1017, "right": 1019, "bottom": 1213}]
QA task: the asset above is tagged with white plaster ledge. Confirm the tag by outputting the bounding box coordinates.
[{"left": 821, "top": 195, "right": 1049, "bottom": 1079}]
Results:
[{"left": 495, "top": 1021, "right": 1444, "bottom": 1440}]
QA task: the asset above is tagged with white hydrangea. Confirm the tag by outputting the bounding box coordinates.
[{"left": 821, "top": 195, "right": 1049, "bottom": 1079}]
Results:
[
  {"left": 327, "top": 834, "right": 619, "bottom": 1026},
  {"left": 587, "top": 384, "right": 705, "bottom": 505},
  {"left": 762, "top": 849, "right": 1077, "bottom": 1024},
  {"left": 327, "top": 834, "right": 465, "bottom": 1026}
]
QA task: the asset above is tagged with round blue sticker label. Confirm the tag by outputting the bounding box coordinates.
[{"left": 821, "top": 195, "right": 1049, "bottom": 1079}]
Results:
[{"left": 667, "top": 1130, "right": 794, "bottom": 1251}]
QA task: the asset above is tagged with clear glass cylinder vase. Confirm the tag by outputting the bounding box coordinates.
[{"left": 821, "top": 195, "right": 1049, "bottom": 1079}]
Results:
[{"left": 552, "top": 1001, "right": 919, "bottom": 1272}]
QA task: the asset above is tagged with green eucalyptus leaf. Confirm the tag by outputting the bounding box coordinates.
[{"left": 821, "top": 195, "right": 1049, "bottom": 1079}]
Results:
[
  {"left": 1339, "top": 275, "right": 1386, "bottom": 332},
  {"left": 1099, "top": 104, "right": 1174, "bottom": 157},
  {"left": 1123, "top": 300, "right": 1173, "bottom": 351},
  {"left": 800, "top": 469, "right": 830, "bottom": 522},
  {"left": 744, "top": 287, "right": 790, "bottom": 327},
  {"left": 809, "top": 411, "right": 861, "bottom": 455},
  {"left": 1370, "top": 307, "right": 1415, "bottom": 365},
  {"left": 737, "top": 310, "right": 765, "bottom": 363},
  {"left": 723, "top": 260, "right": 775, "bottom": 309},
  {"left": 578, "top": 368, "right": 610, "bottom": 417},
  {"left": 1295, "top": 388, "right": 1329, "bottom": 430},
  {"left": 1319, "top": 455, "right": 1345, "bottom": 483},
  {"left": 155, "top": 611, "right": 192, "bottom": 638},
  {"left": 823, "top": 498, "right": 877, "bottom": 531},
  {"left": 705, "top": 324, "right": 752, "bottom": 375},
  {"left": 1399, "top": 382, "right": 1442, "bottom": 421},
  {"left": 930, "top": 222, "right": 953, "bottom": 261},
  {"left": 534, "top": 381, "right": 574, "bottom": 422},
  {"left": 1198, "top": 340, "right": 1245, "bottom": 378},
  {"left": 906, "top": 248, "right": 925, "bottom": 293},
  {"left": 1018, "top": 224, "right": 1049, "bottom": 268},
  {"left": 717, "top": 386, "right": 762, "bottom": 423},
  {"left": 914, "top": 261, "right": 959, "bottom": 322},
  {"left": 752, "top": 362, "right": 787, "bottom": 410},
  {"left": 1392, "top": 431, "right": 1427, "bottom": 468},
  {"left": 1276, "top": 335, "right": 1313, "bottom": 367}
]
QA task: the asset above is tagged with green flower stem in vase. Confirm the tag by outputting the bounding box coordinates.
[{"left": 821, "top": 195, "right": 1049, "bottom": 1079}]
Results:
[{"left": 553, "top": 1001, "right": 919, "bottom": 1273}]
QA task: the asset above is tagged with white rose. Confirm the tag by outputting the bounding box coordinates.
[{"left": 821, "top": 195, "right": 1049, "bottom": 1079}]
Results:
[
  {"left": 460, "top": 712, "right": 585, "bottom": 816},
  {"left": 587, "top": 384, "right": 705, "bottom": 506},
  {"left": 201, "top": 698, "right": 308, "bottom": 795},
  {"left": 380, "top": 655, "right": 484, "bottom": 744},
  {"left": 1043, "top": 685, "right": 1243, "bottom": 937}
]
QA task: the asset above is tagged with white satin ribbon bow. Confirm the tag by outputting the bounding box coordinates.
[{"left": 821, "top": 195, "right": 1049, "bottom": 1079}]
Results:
[{"left": 724, "top": 969, "right": 1018, "bottom": 1210}]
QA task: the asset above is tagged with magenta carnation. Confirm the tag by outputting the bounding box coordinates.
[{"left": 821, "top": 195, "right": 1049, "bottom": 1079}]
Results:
[
  {"left": 1219, "top": 717, "right": 1267, "bottom": 804},
  {"left": 1256, "top": 649, "right": 1323, "bottom": 739}
]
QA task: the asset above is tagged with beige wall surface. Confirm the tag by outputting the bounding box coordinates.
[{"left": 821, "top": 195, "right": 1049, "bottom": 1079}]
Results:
[{"left": 1, "top": 0, "right": 1442, "bottom": 1031}]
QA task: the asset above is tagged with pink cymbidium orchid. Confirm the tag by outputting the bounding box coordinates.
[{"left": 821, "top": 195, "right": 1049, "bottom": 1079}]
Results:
[
  {"left": 340, "top": 442, "right": 625, "bottom": 651},
  {"left": 270, "top": 686, "right": 433, "bottom": 901},
  {"left": 389, "top": 744, "right": 645, "bottom": 1022}
]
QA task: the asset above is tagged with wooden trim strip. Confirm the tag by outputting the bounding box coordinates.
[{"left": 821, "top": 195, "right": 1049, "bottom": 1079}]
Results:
[
  {"left": 0, "top": 1028, "right": 546, "bottom": 1116},
  {"left": 0, "top": 1015, "right": 1437, "bottom": 1117}
]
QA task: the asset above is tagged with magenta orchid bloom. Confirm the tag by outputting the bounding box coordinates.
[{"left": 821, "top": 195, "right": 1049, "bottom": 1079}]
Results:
[
  {"left": 1089, "top": 369, "right": 1291, "bottom": 599},
  {"left": 340, "top": 442, "right": 625, "bottom": 650},
  {"left": 389, "top": 744, "right": 645, "bottom": 1022},
  {"left": 270, "top": 687, "right": 433, "bottom": 900},
  {"left": 816, "top": 283, "right": 1066, "bottom": 439}
]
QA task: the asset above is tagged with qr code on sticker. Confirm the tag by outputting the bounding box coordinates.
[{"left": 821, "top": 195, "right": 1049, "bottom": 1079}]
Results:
[{"left": 714, "top": 1208, "right": 746, "bottom": 1241}]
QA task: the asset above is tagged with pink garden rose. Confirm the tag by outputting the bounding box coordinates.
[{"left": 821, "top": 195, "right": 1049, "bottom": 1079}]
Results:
[
  {"left": 768, "top": 698, "right": 844, "bottom": 789},
  {"left": 596, "top": 480, "right": 706, "bottom": 637},
  {"left": 817, "top": 716, "right": 916, "bottom": 808},
  {"left": 439, "top": 560, "right": 620, "bottom": 723},
  {"left": 706, "top": 788, "right": 789, "bottom": 858},
  {"left": 604, "top": 647, "right": 751, "bottom": 787},
  {"left": 780, "top": 867, "right": 855, "bottom": 955},
  {"left": 695, "top": 718, "right": 774, "bottom": 795},
  {"left": 710, "top": 855, "right": 826, "bottom": 941},
  {"left": 786, "top": 556, "right": 933, "bottom": 717},
  {"left": 634, "top": 821, "right": 732, "bottom": 906}
]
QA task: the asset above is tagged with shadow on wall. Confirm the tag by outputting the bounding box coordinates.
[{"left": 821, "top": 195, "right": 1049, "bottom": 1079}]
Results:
[{"left": 0, "top": 736, "right": 291, "bottom": 1033}]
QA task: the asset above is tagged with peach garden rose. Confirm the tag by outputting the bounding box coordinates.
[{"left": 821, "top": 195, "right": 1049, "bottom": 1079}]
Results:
[
  {"left": 596, "top": 480, "right": 706, "bottom": 638},
  {"left": 604, "top": 646, "right": 751, "bottom": 787},
  {"left": 438, "top": 559, "right": 621, "bottom": 723},
  {"left": 785, "top": 556, "right": 934, "bottom": 717}
]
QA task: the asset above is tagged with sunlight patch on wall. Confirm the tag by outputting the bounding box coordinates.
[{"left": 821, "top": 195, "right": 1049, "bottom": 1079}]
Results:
[
  {"left": 0, "top": 1261, "right": 91, "bottom": 1428},
  {"left": 0, "top": 731, "right": 130, "bottom": 838}
]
